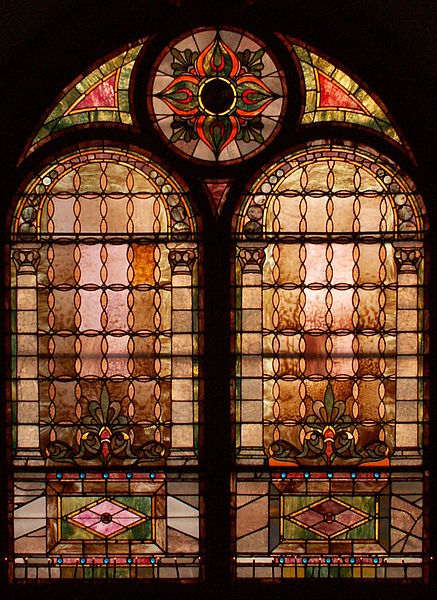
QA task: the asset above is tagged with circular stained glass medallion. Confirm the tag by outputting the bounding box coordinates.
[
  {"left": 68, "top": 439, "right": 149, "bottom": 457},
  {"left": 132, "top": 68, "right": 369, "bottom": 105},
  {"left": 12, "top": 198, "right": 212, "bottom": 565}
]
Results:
[{"left": 150, "top": 29, "right": 286, "bottom": 164}]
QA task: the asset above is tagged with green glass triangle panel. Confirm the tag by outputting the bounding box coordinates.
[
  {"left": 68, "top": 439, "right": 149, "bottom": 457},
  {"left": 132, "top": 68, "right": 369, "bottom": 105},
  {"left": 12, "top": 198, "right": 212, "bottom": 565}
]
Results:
[
  {"left": 25, "top": 38, "right": 148, "bottom": 157},
  {"left": 283, "top": 35, "right": 403, "bottom": 146}
]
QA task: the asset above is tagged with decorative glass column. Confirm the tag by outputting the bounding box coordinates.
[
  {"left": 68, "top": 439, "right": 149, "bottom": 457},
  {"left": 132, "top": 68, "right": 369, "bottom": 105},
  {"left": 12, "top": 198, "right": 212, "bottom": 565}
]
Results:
[
  {"left": 12, "top": 246, "right": 42, "bottom": 465},
  {"left": 237, "top": 243, "right": 266, "bottom": 465},
  {"left": 167, "top": 244, "right": 198, "bottom": 465},
  {"left": 392, "top": 242, "right": 423, "bottom": 465}
]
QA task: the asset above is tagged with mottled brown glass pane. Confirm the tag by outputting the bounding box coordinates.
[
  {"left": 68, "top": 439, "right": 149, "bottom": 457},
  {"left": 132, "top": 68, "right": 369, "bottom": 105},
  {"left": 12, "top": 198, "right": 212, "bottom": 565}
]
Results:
[{"left": 235, "top": 145, "right": 425, "bottom": 486}]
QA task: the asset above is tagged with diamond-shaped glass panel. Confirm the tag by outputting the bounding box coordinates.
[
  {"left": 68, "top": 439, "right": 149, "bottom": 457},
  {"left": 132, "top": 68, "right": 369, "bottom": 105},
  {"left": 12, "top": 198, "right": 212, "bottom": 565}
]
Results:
[
  {"left": 286, "top": 497, "right": 372, "bottom": 539},
  {"left": 66, "top": 497, "right": 146, "bottom": 539}
]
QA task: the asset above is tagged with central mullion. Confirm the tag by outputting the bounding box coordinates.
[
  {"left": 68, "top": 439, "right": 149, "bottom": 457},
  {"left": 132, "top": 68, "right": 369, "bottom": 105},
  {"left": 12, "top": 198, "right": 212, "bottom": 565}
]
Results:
[{"left": 203, "top": 221, "right": 231, "bottom": 588}]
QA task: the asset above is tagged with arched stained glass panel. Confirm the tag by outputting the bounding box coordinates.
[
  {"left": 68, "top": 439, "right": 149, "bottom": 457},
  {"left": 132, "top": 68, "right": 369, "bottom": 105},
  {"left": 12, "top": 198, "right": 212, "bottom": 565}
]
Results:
[
  {"left": 232, "top": 142, "right": 427, "bottom": 579},
  {"left": 10, "top": 146, "right": 202, "bottom": 580}
]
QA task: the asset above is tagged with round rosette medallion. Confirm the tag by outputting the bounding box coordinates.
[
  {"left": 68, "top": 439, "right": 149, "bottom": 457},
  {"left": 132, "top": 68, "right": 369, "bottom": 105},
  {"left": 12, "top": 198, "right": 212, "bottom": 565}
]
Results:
[{"left": 150, "top": 29, "right": 286, "bottom": 164}]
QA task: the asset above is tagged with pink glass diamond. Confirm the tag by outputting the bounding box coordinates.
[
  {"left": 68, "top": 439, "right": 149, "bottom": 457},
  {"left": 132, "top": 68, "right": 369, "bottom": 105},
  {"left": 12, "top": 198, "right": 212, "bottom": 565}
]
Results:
[
  {"left": 311, "top": 519, "right": 345, "bottom": 537},
  {"left": 315, "top": 499, "right": 347, "bottom": 516},
  {"left": 335, "top": 509, "right": 366, "bottom": 527},
  {"left": 287, "top": 496, "right": 371, "bottom": 539},
  {"left": 71, "top": 509, "right": 100, "bottom": 527},
  {"left": 91, "top": 499, "right": 123, "bottom": 516},
  {"left": 113, "top": 509, "right": 144, "bottom": 528},
  {"left": 90, "top": 518, "right": 127, "bottom": 537},
  {"left": 294, "top": 509, "right": 322, "bottom": 527},
  {"left": 68, "top": 498, "right": 145, "bottom": 538}
]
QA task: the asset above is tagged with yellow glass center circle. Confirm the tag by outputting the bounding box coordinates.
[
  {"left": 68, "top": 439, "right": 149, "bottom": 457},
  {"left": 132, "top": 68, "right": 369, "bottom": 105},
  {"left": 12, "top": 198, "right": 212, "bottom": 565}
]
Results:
[{"left": 198, "top": 77, "right": 237, "bottom": 116}]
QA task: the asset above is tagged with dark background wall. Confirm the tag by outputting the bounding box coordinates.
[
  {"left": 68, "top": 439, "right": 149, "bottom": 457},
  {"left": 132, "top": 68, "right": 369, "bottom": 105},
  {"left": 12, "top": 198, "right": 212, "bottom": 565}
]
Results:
[{"left": 0, "top": 0, "right": 435, "bottom": 597}]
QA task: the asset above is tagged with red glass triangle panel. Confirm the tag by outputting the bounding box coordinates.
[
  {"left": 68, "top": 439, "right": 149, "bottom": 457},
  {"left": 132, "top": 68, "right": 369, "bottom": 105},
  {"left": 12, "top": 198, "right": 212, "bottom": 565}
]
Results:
[
  {"left": 70, "top": 72, "right": 117, "bottom": 113},
  {"left": 318, "top": 71, "right": 366, "bottom": 113},
  {"left": 203, "top": 180, "right": 231, "bottom": 216}
]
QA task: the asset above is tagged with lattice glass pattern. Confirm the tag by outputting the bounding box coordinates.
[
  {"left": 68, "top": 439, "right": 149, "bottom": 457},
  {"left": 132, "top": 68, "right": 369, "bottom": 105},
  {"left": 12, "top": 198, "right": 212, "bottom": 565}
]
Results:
[
  {"left": 232, "top": 143, "right": 427, "bottom": 580},
  {"left": 234, "top": 143, "right": 426, "bottom": 468},
  {"left": 11, "top": 148, "right": 200, "bottom": 467},
  {"left": 262, "top": 159, "right": 397, "bottom": 465},
  {"left": 9, "top": 147, "right": 202, "bottom": 579}
]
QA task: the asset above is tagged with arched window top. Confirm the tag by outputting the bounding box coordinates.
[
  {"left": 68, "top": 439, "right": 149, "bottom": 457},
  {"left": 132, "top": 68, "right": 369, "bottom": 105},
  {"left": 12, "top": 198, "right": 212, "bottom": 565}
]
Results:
[
  {"left": 236, "top": 142, "right": 426, "bottom": 238},
  {"left": 21, "top": 28, "right": 415, "bottom": 171},
  {"left": 233, "top": 138, "right": 428, "bottom": 574},
  {"left": 13, "top": 146, "right": 197, "bottom": 239}
]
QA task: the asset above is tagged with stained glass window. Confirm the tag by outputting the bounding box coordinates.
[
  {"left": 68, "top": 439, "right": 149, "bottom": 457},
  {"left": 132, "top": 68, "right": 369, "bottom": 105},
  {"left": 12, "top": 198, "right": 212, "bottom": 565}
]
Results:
[
  {"left": 10, "top": 146, "right": 202, "bottom": 579},
  {"left": 232, "top": 142, "right": 428, "bottom": 579},
  {"left": 6, "top": 20, "right": 429, "bottom": 589}
]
